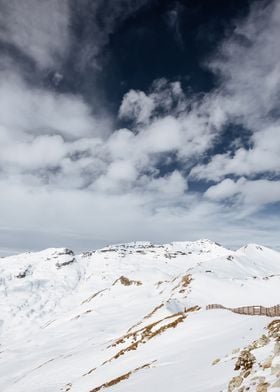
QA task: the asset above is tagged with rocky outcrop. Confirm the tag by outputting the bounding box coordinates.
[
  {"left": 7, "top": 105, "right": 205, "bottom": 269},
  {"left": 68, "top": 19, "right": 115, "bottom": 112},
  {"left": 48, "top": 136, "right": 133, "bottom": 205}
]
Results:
[
  {"left": 113, "top": 276, "right": 142, "bottom": 286},
  {"left": 225, "top": 319, "right": 280, "bottom": 391},
  {"left": 89, "top": 361, "right": 156, "bottom": 392},
  {"left": 56, "top": 258, "right": 76, "bottom": 269}
]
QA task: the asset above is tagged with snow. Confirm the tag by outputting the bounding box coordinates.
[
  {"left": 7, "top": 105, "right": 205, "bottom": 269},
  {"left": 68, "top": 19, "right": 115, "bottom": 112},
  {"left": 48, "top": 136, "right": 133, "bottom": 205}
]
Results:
[{"left": 0, "top": 240, "right": 279, "bottom": 391}]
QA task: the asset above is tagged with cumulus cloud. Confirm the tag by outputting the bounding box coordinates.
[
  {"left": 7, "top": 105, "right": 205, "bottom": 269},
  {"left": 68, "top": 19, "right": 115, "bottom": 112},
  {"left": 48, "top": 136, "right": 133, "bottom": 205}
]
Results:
[
  {"left": 146, "top": 171, "right": 187, "bottom": 198},
  {"left": 191, "top": 0, "right": 280, "bottom": 183},
  {"left": 0, "top": 74, "right": 106, "bottom": 139},
  {"left": 119, "top": 79, "right": 187, "bottom": 125},
  {"left": 0, "top": 71, "right": 112, "bottom": 191},
  {"left": 119, "top": 90, "right": 155, "bottom": 124},
  {"left": 191, "top": 124, "right": 280, "bottom": 181},
  {"left": 0, "top": 75, "right": 224, "bottom": 193},
  {"left": 205, "top": 178, "right": 280, "bottom": 207}
]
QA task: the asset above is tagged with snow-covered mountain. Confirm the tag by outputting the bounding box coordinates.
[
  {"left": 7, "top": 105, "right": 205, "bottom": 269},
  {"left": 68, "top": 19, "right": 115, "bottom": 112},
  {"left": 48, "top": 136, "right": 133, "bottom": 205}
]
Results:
[{"left": 0, "top": 240, "right": 280, "bottom": 392}]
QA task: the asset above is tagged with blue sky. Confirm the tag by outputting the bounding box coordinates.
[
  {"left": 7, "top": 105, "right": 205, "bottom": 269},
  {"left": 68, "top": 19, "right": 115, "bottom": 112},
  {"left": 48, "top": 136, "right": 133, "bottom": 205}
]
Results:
[{"left": 0, "top": 0, "right": 279, "bottom": 255}]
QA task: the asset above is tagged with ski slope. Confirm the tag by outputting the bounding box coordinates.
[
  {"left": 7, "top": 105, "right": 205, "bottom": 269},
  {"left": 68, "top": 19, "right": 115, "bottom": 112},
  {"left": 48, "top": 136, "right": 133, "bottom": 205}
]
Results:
[{"left": 0, "top": 240, "right": 279, "bottom": 391}]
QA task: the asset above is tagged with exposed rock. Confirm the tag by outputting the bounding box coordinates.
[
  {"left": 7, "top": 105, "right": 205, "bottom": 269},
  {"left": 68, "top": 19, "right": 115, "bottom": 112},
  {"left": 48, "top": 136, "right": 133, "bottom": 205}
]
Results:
[
  {"left": 225, "top": 318, "right": 280, "bottom": 392},
  {"left": 113, "top": 276, "right": 142, "bottom": 286},
  {"left": 261, "top": 356, "right": 273, "bottom": 369},
  {"left": 228, "top": 376, "right": 243, "bottom": 391},
  {"left": 242, "top": 370, "right": 251, "bottom": 378},
  {"left": 64, "top": 383, "right": 72, "bottom": 391},
  {"left": 90, "top": 361, "right": 156, "bottom": 392},
  {"left": 82, "top": 251, "right": 95, "bottom": 257},
  {"left": 57, "top": 248, "right": 74, "bottom": 256},
  {"left": 234, "top": 350, "right": 256, "bottom": 371},
  {"left": 250, "top": 334, "right": 270, "bottom": 350},
  {"left": 267, "top": 319, "right": 280, "bottom": 341},
  {"left": 56, "top": 258, "right": 76, "bottom": 269},
  {"left": 15, "top": 265, "right": 32, "bottom": 278},
  {"left": 256, "top": 382, "right": 270, "bottom": 392},
  {"left": 181, "top": 274, "right": 192, "bottom": 287}
]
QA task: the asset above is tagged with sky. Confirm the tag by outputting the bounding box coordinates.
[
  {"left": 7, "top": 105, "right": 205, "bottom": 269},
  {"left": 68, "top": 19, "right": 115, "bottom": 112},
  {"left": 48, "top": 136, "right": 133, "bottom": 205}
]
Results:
[{"left": 0, "top": 0, "right": 279, "bottom": 255}]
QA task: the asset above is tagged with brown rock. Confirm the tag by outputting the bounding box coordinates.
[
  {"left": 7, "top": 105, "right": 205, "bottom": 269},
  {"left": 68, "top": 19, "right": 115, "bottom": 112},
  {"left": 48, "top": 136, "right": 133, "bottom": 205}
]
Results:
[
  {"left": 235, "top": 350, "right": 256, "bottom": 371},
  {"left": 256, "top": 382, "right": 270, "bottom": 392},
  {"left": 262, "top": 356, "right": 273, "bottom": 369},
  {"left": 228, "top": 376, "right": 243, "bottom": 392}
]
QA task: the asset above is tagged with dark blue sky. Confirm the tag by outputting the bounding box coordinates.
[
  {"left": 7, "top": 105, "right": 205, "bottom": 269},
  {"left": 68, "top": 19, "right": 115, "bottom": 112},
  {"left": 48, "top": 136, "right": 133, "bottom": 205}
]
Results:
[
  {"left": 43, "top": 1, "right": 256, "bottom": 114},
  {"left": 3, "top": 0, "right": 254, "bottom": 115},
  {"left": 104, "top": 0, "right": 253, "bottom": 104}
]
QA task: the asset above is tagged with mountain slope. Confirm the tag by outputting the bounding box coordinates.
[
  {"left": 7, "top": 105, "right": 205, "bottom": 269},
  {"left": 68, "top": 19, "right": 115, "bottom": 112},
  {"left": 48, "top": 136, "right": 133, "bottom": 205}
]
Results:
[{"left": 0, "top": 240, "right": 279, "bottom": 392}]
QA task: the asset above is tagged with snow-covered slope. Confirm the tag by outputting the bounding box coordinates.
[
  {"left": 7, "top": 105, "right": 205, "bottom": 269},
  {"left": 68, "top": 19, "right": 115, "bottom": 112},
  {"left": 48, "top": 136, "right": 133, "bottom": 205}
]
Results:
[{"left": 0, "top": 240, "right": 280, "bottom": 392}]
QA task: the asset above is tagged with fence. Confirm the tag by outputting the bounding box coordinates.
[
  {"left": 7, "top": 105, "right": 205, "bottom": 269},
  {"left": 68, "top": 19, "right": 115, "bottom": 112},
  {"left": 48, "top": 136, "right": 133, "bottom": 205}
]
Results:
[{"left": 206, "top": 304, "right": 280, "bottom": 317}]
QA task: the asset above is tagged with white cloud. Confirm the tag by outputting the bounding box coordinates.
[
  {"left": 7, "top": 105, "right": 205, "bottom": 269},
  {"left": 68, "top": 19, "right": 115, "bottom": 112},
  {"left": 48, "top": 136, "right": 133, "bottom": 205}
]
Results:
[
  {"left": 209, "top": 0, "right": 280, "bottom": 130},
  {"left": 0, "top": 0, "right": 152, "bottom": 73},
  {"left": 204, "top": 178, "right": 240, "bottom": 201},
  {"left": 119, "top": 90, "right": 155, "bottom": 124},
  {"left": 142, "top": 116, "right": 182, "bottom": 153},
  {"left": 190, "top": 0, "right": 280, "bottom": 186},
  {"left": 205, "top": 178, "right": 280, "bottom": 208},
  {"left": 146, "top": 171, "right": 187, "bottom": 198},
  {"left": 1, "top": 134, "right": 66, "bottom": 170},
  {"left": 93, "top": 160, "right": 138, "bottom": 192},
  {"left": 0, "top": 74, "right": 107, "bottom": 139},
  {"left": 0, "top": 0, "right": 70, "bottom": 69},
  {"left": 191, "top": 124, "right": 280, "bottom": 181},
  {"left": 119, "top": 79, "right": 187, "bottom": 125}
]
